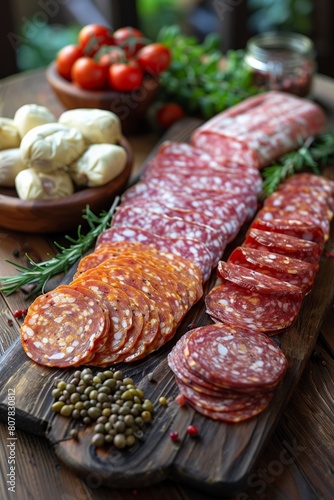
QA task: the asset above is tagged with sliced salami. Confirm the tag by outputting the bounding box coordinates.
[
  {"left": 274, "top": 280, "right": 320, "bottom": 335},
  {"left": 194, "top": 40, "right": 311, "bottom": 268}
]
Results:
[
  {"left": 244, "top": 227, "right": 322, "bottom": 265},
  {"left": 206, "top": 261, "right": 303, "bottom": 334},
  {"left": 256, "top": 206, "right": 330, "bottom": 242},
  {"left": 96, "top": 226, "right": 213, "bottom": 282},
  {"left": 69, "top": 279, "right": 133, "bottom": 352},
  {"left": 263, "top": 192, "right": 333, "bottom": 222},
  {"left": 20, "top": 285, "right": 110, "bottom": 367},
  {"left": 112, "top": 206, "right": 227, "bottom": 266},
  {"left": 228, "top": 246, "right": 317, "bottom": 294},
  {"left": 183, "top": 323, "right": 288, "bottom": 392},
  {"left": 282, "top": 173, "right": 334, "bottom": 197},
  {"left": 121, "top": 183, "right": 257, "bottom": 223},
  {"left": 250, "top": 218, "right": 325, "bottom": 246}
]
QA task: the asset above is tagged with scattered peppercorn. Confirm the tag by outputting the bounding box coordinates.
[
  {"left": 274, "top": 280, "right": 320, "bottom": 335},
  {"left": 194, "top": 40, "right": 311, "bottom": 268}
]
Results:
[
  {"left": 51, "top": 367, "right": 154, "bottom": 448},
  {"left": 175, "top": 394, "right": 186, "bottom": 406},
  {"left": 169, "top": 431, "right": 179, "bottom": 442},
  {"left": 12, "top": 249, "right": 20, "bottom": 258},
  {"left": 186, "top": 425, "right": 199, "bottom": 437},
  {"left": 187, "top": 323, "right": 197, "bottom": 330},
  {"left": 7, "top": 319, "right": 13, "bottom": 326},
  {"left": 13, "top": 308, "right": 28, "bottom": 319}
]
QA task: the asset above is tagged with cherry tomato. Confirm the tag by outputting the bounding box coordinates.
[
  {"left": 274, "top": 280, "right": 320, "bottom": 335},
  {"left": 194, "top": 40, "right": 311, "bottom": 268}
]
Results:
[
  {"left": 78, "top": 24, "right": 114, "bottom": 56},
  {"left": 97, "top": 47, "right": 126, "bottom": 68},
  {"left": 156, "top": 103, "right": 185, "bottom": 129},
  {"left": 71, "top": 57, "right": 108, "bottom": 90},
  {"left": 108, "top": 62, "right": 144, "bottom": 91},
  {"left": 113, "top": 26, "right": 146, "bottom": 58},
  {"left": 137, "top": 43, "right": 171, "bottom": 74},
  {"left": 56, "top": 44, "right": 83, "bottom": 81}
]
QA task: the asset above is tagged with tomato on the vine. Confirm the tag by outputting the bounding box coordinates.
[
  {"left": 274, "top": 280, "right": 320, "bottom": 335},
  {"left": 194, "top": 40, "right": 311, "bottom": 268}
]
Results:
[
  {"left": 56, "top": 44, "right": 83, "bottom": 80},
  {"left": 156, "top": 103, "right": 185, "bottom": 129},
  {"left": 113, "top": 27, "right": 147, "bottom": 58},
  {"left": 108, "top": 62, "right": 144, "bottom": 91},
  {"left": 71, "top": 57, "right": 108, "bottom": 90},
  {"left": 78, "top": 24, "right": 114, "bottom": 56},
  {"left": 137, "top": 43, "right": 171, "bottom": 74}
]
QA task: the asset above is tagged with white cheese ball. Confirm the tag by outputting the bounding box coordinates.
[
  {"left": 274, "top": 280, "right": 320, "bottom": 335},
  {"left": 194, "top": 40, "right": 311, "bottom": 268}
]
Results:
[
  {"left": 0, "top": 118, "right": 21, "bottom": 150},
  {"left": 14, "top": 104, "right": 56, "bottom": 138},
  {"left": 20, "top": 123, "right": 86, "bottom": 173},
  {"left": 58, "top": 108, "right": 122, "bottom": 145},
  {"left": 70, "top": 143, "right": 127, "bottom": 187},
  {"left": 15, "top": 168, "right": 74, "bottom": 200},
  {"left": 0, "top": 148, "right": 26, "bottom": 187}
]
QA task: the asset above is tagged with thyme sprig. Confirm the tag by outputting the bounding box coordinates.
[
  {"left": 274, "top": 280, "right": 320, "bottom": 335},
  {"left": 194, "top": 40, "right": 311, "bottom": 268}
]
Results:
[
  {"left": 0, "top": 199, "right": 119, "bottom": 297},
  {"left": 261, "top": 132, "right": 334, "bottom": 197}
]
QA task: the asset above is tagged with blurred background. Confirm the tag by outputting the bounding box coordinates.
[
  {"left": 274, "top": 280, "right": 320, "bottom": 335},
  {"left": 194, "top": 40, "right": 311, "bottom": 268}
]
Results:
[{"left": 1, "top": 0, "right": 333, "bottom": 79}]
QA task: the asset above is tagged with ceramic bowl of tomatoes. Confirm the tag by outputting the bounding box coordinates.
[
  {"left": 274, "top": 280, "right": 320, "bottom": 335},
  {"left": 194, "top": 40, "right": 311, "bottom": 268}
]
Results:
[{"left": 46, "top": 24, "right": 171, "bottom": 134}]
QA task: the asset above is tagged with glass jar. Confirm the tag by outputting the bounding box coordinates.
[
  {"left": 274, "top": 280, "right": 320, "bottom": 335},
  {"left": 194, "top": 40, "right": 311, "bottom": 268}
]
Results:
[{"left": 244, "top": 32, "right": 316, "bottom": 97}]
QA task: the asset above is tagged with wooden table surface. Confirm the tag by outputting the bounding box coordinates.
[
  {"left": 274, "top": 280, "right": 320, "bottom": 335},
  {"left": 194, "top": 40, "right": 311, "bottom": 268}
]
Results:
[{"left": 0, "top": 69, "right": 333, "bottom": 500}]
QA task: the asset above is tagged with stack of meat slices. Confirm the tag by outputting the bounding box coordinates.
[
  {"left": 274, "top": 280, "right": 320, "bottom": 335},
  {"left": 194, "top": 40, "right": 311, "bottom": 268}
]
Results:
[
  {"left": 98, "top": 140, "right": 262, "bottom": 278},
  {"left": 206, "top": 173, "right": 334, "bottom": 335},
  {"left": 21, "top": 242, "right": 203, "bottom": 367},
  {"left": 167, "top": 323, "right": 288, "bottom": 422}
]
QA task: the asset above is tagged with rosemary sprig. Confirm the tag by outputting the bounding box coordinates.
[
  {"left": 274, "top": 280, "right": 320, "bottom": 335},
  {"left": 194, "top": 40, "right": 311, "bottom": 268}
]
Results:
[
  {"left": 261, "top": 132, "right": 334, "bottom": 197},
  {"left": 0, "top": 198, "right": 119, "bottom": 297}
]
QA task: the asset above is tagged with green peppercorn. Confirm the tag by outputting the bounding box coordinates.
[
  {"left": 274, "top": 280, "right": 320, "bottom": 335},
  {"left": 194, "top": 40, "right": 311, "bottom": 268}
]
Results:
[
  {"left": 57, "top": 381, "right": 67, "bottom": 391},
  {"left": 114, "top": 434, "right": 126, "bottom": 449},
  {"left": 87, "top": 407, "right": 102, "bottom": 420},
  {"left": 51, "top": 401, "right": 64, "bottom": 413},
  {"left": 60, "top": 404, "right": 74, "bottom": 417},
  {"left": 52, "top": 388, "right": 62, "bottom": 399},
  {"left": 91, "top": 433, "right": 105, "bottom": 447}
]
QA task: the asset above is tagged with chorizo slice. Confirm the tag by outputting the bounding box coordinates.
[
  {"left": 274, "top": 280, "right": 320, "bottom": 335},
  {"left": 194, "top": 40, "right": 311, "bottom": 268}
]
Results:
[{"left": 20, "top": 285, "right": 110, "bottom": 367}]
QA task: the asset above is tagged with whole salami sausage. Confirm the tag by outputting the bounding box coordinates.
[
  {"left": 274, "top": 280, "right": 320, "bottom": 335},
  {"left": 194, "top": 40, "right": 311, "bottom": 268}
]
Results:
[{"left": 191, "top": 91, "right": 326, "bottom": 168}]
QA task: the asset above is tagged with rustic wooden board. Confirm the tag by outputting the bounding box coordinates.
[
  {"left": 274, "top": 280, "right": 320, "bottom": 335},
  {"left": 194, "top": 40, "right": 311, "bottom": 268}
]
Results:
[{"left": 0, "top": 121, "right": 334, "bottom": 497}]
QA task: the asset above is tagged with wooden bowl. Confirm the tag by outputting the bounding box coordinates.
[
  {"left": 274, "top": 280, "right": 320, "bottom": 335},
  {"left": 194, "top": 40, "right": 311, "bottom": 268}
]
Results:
[
  {"left": 0, "top": 137, "right": 133, "bottom": 234},
  {"left": 46, "top": 62, "right": 160, "bottom": 134}
]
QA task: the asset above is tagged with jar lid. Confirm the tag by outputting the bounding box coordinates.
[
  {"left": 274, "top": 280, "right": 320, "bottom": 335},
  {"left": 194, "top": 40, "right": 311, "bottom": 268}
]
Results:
[{"left": 245, "top": 32, "right": 315, "bottom": 73}]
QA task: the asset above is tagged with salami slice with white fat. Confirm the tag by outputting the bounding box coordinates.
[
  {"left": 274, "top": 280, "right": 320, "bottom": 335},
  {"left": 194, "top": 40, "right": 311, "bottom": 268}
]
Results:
[
  {"left": 20, "top": 285, "right": 110, "bottom": 367},
  {"left": 183, "top": 323, "right": 288, "bottom": 392},
  {"left": 244, "top": 227, "right": 322, "bottom": 265},
  {"left": 206, "top": 261, "right": 303, "bottom": 334},
  {"left": 96, "top": 226, "right": 213, "bottom": 282},
  {"left": 228, "top": 246, "right": 317, "bottom": 294},
  {"left": 250, "top": 218, "right": 325, "bottom": 246},
  {"left": 112, "top": 206, "right": 227, "bottom": 266}
]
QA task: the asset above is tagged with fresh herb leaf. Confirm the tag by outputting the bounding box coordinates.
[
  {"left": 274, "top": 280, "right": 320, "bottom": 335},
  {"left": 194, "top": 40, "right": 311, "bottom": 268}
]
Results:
[
  {"left": 157, "top": 26, "right": 261, "bottom": 118},
  {"left": 0, "top": 200, "right": 119, "bottom": 297},
  {"left": 261, "top": 132, "right": 334, "bottom": 197}
]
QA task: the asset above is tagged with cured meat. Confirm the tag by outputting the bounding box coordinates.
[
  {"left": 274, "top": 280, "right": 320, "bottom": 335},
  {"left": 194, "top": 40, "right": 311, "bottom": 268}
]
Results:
[
  {"left": 263, "top": 191, "right": 333, "bottom": 222},
  {"left": 282, "top": 173, "right": 334, "bottom": 197},
  {"left": 183, "top": 324, "right": 288, "bottom": 392},
  {"left": 244, "top": 228, "right": 322, "bottom": 265},
  {"left": 89, "top": 241, "right": 203, "bottom": 306},
  {"left": 228, "top": 246, "right": 317, "bottom": 294},
  {"left": 250, "top": 218, "right": 325, "bottom": 246},
  {"left": 277, "top": 183, "right": 334, "bottom": 212},
  {"left": 112, "top": 206, "right": 227, "bottom": 266},
  {"left": 69, "top": 279, "right": 133, "bottom": 352},
  {"left": 20, "top": 285, "right": 110, "bottom": 367},
  {"left": 96, "top": 226, "right": 213, "bottom": 282},
  {"left": 119, "top": 199, "right": 240, "bottom": 243},
  {"left": 135, "top": 172, "right": 259, "bottom": 197},
  {"left": 121, "top": 182, "right": 257, "bottom": 223},
  {"left": 142, "top": 150, "right": 263, "bottom": 191},
  {"left": 191, "top": 91, "right": 326, "bottom": 168},
  {"left": 206, "top": 261, "right": 303, "bottom": 334}
]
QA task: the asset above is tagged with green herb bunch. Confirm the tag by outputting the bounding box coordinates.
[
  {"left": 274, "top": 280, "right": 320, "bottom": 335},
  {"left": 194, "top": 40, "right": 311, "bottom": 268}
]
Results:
[
  {"left": 0, "top": 201, "right": 118, "bottom": 297},
  {"left": 157, "top": 25, "right": 260, "bottom": 119}
]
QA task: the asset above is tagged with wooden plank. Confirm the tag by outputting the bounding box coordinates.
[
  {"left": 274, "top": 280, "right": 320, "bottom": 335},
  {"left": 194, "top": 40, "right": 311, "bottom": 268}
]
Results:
[{"left": 0, "top": 163, "right": 333, "bottom": 495}]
